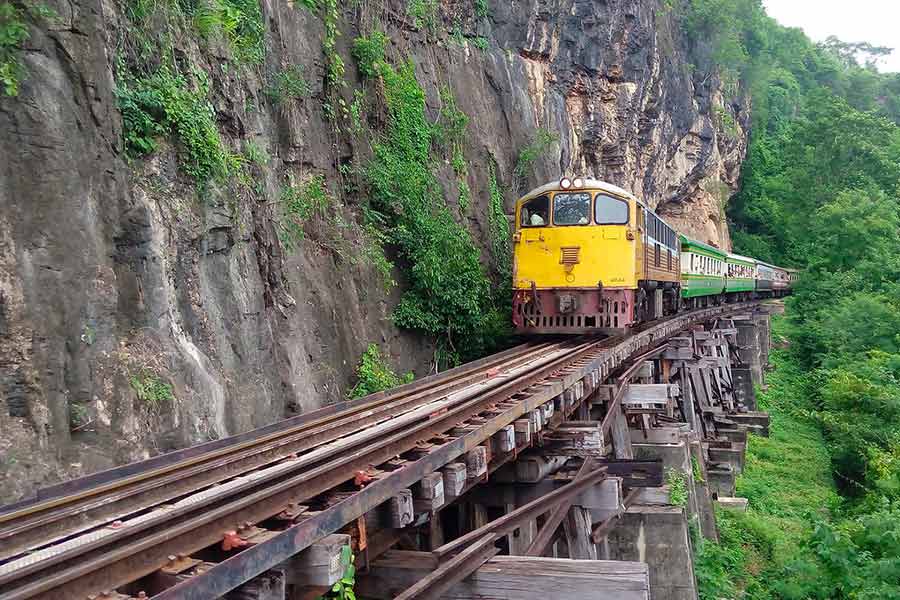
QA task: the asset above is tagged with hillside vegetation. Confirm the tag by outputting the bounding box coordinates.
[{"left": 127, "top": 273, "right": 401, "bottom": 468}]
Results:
[{"left": 678, "top": 0, "right": 900, "bottom": 597}]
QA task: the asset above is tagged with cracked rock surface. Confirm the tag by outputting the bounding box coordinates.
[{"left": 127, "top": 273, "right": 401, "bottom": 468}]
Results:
[{"left": 0, "top": 0, "right": 747, "bottom": 503}]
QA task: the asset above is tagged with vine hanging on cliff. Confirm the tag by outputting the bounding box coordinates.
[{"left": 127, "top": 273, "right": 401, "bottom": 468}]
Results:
[{"left": 365, "top": 59, "right": 504, "bottom": 364}]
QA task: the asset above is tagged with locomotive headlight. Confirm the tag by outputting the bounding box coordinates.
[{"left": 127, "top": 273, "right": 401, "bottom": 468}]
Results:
[
  {"left": 573, "top": 177, "right": 584, "bottom": 188},
  {"left": 560, "top": 177, "right": 572, "bottom": 189}
]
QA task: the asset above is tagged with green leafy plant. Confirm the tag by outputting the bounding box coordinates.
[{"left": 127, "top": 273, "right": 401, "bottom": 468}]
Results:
[
  {"left": 0, "top": 1, "right": 28, "bottom": 96},
  {"left": 190, "top": 0, "right": 265, "bottom": 64},
  {"left": 347, "top": 90, "right": 366, "bottom": 134},
  {"left": 365, "top": 59, "right": 504, "bottom": 361},
  {"left": 242, "top": 139, "right": 268, "bottom": 166},
  {"left": 279, "top": 175, "right": 333, "bottom": 249},
  {"left": 514, "top": 129, "right": 557, "bottom": 191},
  {"left": 433, "top": 86, "right": 468, "bottom": 156},
  {"left": 666, "top": 468, "right": 689, "bottom": 509},
  {"left": 406, "top": 0, "right": 437, "bottom": 31},
  {"left": 130, "top": 370, "right": 175, "bottom": 407},
  {"left": 474, "top": 0, "right": 488, "bottom": 19},
  {"left": 69, "top": 402, "right": 90, "bottom": 430},
  {"left": 116, "top": 65, "right": 235, "bottom": 187},
  {"left": 449, "top": 22, "right": 464, "bottom": 46},
  {"left": 691, "top": 455, "right": 705, "bottom": 483},
  {"left": 473, "top": 36, "right": 488, "bottom": 51},
  {"left": 712, "top": 105, "right": 739, "bottom": 138},
  {"left": 349, "top": 344, "right": 413, "bottom": 399},
  {"left": 265, "top": 65, "right": 310, "bottom": 104},
  {"left": 317, "top": 545, "right": 356, "bottom": 600},
  {"left": 351, "top": 30, "right": 387, "bottom": 78},
  {"left": 81, "top": 324, "right": 97, "bottom": 346},
  {"left": 361, "top": 222, "right": 395, "bottom": 291},
  {"left": 321, "top": 0, "right": 343, "bottom": 86},
  {"left": 488, "top": 161, "right": 511, "bottom": 284}
]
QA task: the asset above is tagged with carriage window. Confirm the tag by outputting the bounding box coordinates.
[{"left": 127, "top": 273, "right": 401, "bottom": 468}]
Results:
[
  {"left": 553, "top": 193, "right": 592, "bottom": 225},
  {"left": 520, "top": 194, "right": 550, "bottom": 227},
  {"left": 595, "top": 194, "right": 629, "bottom": 225}
]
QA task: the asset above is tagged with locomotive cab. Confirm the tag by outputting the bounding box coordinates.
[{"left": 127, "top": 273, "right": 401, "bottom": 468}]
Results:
[{"left": 512, "top": 178, "right": 680, "bottom": 334}]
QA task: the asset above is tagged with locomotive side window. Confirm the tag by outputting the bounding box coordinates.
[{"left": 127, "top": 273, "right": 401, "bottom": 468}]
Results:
[
  {"left": 521, "top": 194, "right": 550, "bottom": 227},
  {"left": 553, "top": 193, "right": 592, "bottom": 225},
  {"left": 595, "top": 194, "right": 629, "bottom": 225}
]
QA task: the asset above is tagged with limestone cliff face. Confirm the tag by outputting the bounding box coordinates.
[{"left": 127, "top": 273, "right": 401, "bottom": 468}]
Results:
[{"left": 0, "top": 0, "right": 748, "bottom": 502}]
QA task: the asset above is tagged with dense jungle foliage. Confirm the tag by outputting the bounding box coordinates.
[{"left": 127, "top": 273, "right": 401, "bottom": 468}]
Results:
[{"left": 681, "top": 0, "right": 900, "bottom": 597}]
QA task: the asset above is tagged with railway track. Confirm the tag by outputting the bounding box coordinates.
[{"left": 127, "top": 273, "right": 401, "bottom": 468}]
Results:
[
  {"left": 0, "top": 301, "right": 763, "bottom": 600},
  {"left": 0, "top": 340, "right": 565, "bottom": 561}
]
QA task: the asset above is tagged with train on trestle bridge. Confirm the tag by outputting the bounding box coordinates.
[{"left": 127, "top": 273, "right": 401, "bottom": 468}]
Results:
[{"left": 512, "top": 177, "right": 798, "bottom": 335}]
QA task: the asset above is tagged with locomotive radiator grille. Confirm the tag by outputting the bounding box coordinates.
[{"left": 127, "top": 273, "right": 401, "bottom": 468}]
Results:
[{"left": 560, "top": 246, "right": 581, "bottom": 265}]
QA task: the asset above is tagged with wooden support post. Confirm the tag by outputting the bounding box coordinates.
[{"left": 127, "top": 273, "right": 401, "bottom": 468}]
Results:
[
  {"left": 441, "top": 463, "right": 467, "bottom": 499},
  {"left": 660, "top": 358, "right": 671, "bottom": 383},
  {"left": 468, "top": 503, "right": 489, "bottom": 531},
  {"left": 428, "top": 510, "right": 445, "bottom": 550},
  {"left": 493, "top": 425, "right": 516, "bottom": 454},
  {"left": 387, "top": 490, "right": 414, "bottom": 528},
  {"left": 283, "top": 534, "right": 350, "bottom": 588},
  {"left": 434, "top": 466, "right": 608, "bottom": 559},
  {"left": 610, "top": 408, "right": 634, "bottom": 460},
  {"left": 528, "top": 410, "right": 542, "bottom": 433},
  {"left": 514, "top": 418, "right": 532, "bottom": 447},
  {"left": 414, "top": 473, "right": 444, "bottom": 513},
  {"left": 524, "top": 458, "right": 597, "bottom": 557},
  {"left": 543, "top": 422, "right": 605, "bottom": 456},
  {"left": 466, "top": 446, "right": 488, "bottom": 480},
  {"left": 508, "top": 518, "right": 537, "bottom": 556},
  {"left": 564, "top": 506, "right": 598, "bottom": 560}
]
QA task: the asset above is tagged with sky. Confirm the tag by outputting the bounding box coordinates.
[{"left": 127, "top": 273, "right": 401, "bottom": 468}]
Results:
[{"left": 764, "top": 0, "right": 900, "bottom": 73}]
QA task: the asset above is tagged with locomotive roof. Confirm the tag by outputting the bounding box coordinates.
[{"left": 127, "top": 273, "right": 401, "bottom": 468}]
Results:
[
  {"left": 517, "top": 178, "right": 678, "bottom": 230},
  {"left": 518, "top": 178, "right": 636, "bottom": 203}
]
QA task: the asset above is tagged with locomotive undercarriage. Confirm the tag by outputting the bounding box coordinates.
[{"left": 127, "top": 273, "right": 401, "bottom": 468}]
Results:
[{"left": 513, "top": 283, "right": 681, "bottom": 335}]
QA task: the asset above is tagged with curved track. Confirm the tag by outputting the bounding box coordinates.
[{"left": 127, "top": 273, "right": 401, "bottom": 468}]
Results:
[{"left": 0, "top": 301, "right": 764, "bottom": 600}]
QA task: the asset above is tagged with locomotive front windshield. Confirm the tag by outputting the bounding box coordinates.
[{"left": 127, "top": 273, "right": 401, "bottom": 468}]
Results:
[
  {"left": 519, "top": 191, "right": 632, "bottom": 227},
  {"left": 553, "top": 193, "right": 591, "bottom": 225},
  {"left": 520, "top": 194, "right": 550, "bottom": 227},
  {"left": 595, "top": 194, "right": 629, "bottom": 224}
]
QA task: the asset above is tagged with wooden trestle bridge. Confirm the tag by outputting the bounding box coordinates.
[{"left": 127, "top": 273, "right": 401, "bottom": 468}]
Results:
[{"left": 0, "top": 302, "right": 775, "bottom": 600}]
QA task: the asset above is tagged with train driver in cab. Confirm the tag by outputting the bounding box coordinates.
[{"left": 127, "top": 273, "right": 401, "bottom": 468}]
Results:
[{"left": 522, "top": 194, "right": 550, "bottom": 226}]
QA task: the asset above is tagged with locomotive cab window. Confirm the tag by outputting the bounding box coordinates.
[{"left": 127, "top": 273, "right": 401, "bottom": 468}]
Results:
[
  {"left": 553, "top": 193, "right": 591, "bottom": 225},
  {"left": 595, "top": 194, "right": 629, "bottom": 225},
  {"left": 520, "top": 194, "right": 550, "bottom": 227}
]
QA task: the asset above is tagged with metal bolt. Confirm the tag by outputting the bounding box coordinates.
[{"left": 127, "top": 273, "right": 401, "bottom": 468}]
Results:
[{"left": 168, "top": 554, "right": 177, "bottom": 563}]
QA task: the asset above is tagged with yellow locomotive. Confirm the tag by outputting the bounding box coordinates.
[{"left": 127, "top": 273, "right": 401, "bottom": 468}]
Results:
[{"left": 512, "top": 178, "right": 680, "bottom": 334}]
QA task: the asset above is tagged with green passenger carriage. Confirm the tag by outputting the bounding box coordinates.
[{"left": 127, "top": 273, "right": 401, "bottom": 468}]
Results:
[
  {"left": 679, "top": 235, "right": 726, "bottom": 304},
  {"left": 726, "top": 253, "right": 756, "bottom": 297}
]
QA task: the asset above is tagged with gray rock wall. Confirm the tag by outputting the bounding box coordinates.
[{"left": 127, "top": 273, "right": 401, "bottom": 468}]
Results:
[{"left": 0, "top": 0, "right": 748, "bottom": 502}]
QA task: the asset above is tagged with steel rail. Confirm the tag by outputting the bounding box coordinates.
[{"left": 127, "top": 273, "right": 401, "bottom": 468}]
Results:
[
  {"left": 0, "top": 341, "right": 605, "bottom": 600},
  {"left": 1, "top": 341, "right": 554, "bottom": 518},
  {"left": 0, "top": 343, "right": 584, "bottom": 572},
  {"left": 0, "top": 341, "right": 567, "bottom": 561}
]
